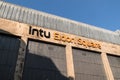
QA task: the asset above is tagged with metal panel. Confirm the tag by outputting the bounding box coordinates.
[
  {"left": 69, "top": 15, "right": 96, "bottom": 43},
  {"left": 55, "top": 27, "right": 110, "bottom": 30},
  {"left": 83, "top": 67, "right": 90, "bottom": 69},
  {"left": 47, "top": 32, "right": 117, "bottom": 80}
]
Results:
[
  {"left": 61, "top": 20, "right": 69, "bottom": 33},
  {"left": 0, "top": 34, "right": 20, "bottom": 80},
  {"left": 22, "top": 9, "right": 29, "bottom": 24},
  {"left": 46, "top": 16, "right": 53, "bottom": 28},
  {"left": 2, "top": 3, "right": 10, "bottom": 19},
  {"left": 107, "top": 55, "right": 120, "bottom": 80},
  {"left": 18, "top": 8, "right": 24, "bottom": 22},
  {"left": 72, "top": 48, "right": 107, "bottom": 80},
  {"left": 44, "top": 15, "right": 49, "bottom": 28},
  {"left": 49, "top": 16, "right": 57, "bottom": 30},
  {"left": 56, "top": 18, "right": 64, "bottom": 32},
  {"left": 14, "top": 7, "right": 20, "bottom": 21},
  {"left": 22, "top": 40, "right": 68, "bottom": 80},
  {"left": 0, "top": 2, "right": 6, "bottom": 18},
  {"left": 68, "top": 22, "right": 79, "bottom": 35},
  {"left": 37, "top": 14, "right": 44, "bottom": 27},
  {"left": 6, "top": 5, "right": 13, "bottom": 19},
  {"left": 33, "top": 12, "right": 38, "bottom": 26}
]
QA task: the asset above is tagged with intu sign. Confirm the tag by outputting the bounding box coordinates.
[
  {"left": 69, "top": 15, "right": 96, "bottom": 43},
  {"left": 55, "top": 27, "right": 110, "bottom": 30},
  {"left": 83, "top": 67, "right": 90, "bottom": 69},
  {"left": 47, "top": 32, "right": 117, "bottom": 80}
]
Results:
[
  {"left": 29, "top": 26, "right": 101, "bottom": 49},
  {"left": 29, "top": 26, "right": 50, "bottom": 38}
]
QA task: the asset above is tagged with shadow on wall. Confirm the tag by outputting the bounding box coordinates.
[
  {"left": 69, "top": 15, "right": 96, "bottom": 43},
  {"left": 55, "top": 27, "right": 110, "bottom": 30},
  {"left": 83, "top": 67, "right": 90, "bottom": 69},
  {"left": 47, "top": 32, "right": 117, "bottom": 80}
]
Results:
[
  {"left": 0, "top": 29, "right": 74, "bottom": 80},
  {"left": 0, "top": 29, "right": 21, "bottom": 80},
  {"left": 22, "top": 52, "right": 69, "bottom": 80}
]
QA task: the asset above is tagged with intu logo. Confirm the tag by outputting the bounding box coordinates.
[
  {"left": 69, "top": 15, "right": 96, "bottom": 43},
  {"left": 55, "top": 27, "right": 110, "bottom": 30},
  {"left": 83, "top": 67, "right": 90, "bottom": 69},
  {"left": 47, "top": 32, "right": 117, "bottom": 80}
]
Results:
[{"left": 29, "top": 26, "right": 51, "bottom": 38}]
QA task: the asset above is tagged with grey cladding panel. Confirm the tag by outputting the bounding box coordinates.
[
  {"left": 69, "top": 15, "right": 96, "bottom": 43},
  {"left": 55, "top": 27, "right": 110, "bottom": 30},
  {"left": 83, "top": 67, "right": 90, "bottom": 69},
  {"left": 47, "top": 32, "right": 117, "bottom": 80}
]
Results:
[
  {"left": 38, "top": 14, "right": 45, "bottom": 27},
  {"left": 72, "top": 48, "right": 107, "bottom": 80},
  {"left": 44, "top": 15, "right": 49, "bottom": 28},
  {"left": 22, "top": 40, "right": 68, "bottom": 80},
  {"left": 0, "top": 2, "right": 6, "bottom": 18},
  {"left": 18, "top": 8, "right": 25, "bottom": 22},
  {"left": 107, "top": 55, "right": 120, "bottom": 80},
  {"left": 0, "top": 34, "right": 20, "bottom": 80},
  {"left": 33, "top": 12, "right": 38, "bottom": 26},
  {"left": 6, "top": 5, "right": 13, "bottom": 19},
  {"left": 22, "top": 9, "right": 28, "bottom": 23},
  {"left": 47, "top": 16, "right": 53, "bottom": 28},
  {"left": 13, "top": 7, "right": 20, "bottom": 21},
  {"left": 32, "top": 12, "right": 37, "bottom": 25},
  {"left": 67, "top": 23, "right": 79, "bottom": 35},
  {"left": 2, "top": 3, "right": 9, "bottom": 19},
  {"left": 26, "top": 11, "right": 31, "bottom": 24}
]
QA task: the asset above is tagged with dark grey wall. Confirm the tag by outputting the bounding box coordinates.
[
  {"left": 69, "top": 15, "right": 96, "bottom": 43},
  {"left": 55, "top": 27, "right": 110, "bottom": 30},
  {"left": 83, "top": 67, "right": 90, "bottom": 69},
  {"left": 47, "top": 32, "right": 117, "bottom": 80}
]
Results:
[
  {"left": 72, "top": 48, "right": 107, "bottom": 80},
  {"left": 0, "top": 1, "right": 120, "bottom": 45},
  {"left": 107, "top": 55, "right": 120, "bottom": 80},
  {"left": 0, "top": 34, "right": 20, "bottom": 80},
  {"left": 22, "top": 40, "right": 68, "bottom": 80}
]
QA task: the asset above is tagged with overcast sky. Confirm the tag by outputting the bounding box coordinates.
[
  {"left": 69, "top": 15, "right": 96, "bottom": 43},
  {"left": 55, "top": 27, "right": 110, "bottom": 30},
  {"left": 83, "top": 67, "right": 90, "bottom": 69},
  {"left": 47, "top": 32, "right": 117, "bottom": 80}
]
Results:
[{"left": 6, "top": 0, "right": 120, "bottom": 31}]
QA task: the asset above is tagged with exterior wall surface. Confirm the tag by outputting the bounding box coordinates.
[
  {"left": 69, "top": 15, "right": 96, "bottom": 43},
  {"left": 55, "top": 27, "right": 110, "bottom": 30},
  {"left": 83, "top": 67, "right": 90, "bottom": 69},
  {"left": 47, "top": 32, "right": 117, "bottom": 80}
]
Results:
[
  {"left": 107, "top": 55, "right": 120, "bottom": 80},
  {"left": 0, "top": 18, "right": 120, "bottom": 80},
  {"left": 0, "top": 34, "right": 20, "bottom": 80},
  {"left": 72, "top": 48, "right": 107, "bottom": 80},
  {"left": 22, "top": 40, "right": 67, "bottom": 80}
]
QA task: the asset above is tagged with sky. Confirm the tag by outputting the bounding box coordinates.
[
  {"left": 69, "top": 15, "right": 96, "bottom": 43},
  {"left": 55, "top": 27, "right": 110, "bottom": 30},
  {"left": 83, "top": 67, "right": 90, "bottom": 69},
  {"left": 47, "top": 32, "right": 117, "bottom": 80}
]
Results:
[{"left": 6, "top": 0, "right": 120, "bottom": 31}]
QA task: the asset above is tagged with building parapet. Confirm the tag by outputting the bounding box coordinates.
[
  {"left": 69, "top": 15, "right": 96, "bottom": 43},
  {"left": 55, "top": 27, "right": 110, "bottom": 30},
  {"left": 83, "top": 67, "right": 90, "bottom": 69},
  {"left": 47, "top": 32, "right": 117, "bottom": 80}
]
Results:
[{"left": 0, "top": 1, "right": 120, "bottom": 45}]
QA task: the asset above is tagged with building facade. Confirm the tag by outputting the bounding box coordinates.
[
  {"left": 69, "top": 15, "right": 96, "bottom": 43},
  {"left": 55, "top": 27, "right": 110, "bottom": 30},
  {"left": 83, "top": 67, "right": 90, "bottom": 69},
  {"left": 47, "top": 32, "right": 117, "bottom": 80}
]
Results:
[{"left": 0, "top": 1, "right": 120, "bottom": 80}]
